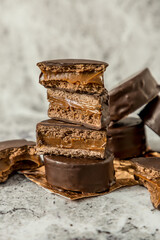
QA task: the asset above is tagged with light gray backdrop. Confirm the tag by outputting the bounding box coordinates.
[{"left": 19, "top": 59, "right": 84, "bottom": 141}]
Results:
[{"left": 0, "top": 0, "right": 160, "bottom": 141}]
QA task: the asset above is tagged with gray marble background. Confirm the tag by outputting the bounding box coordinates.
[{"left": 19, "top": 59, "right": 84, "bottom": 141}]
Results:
[
  {"left": 0, "top": 0, "right": 160, "bottom": 140},
  {"left": 1, "top": 0, "right": 160, "bottom": 239}
]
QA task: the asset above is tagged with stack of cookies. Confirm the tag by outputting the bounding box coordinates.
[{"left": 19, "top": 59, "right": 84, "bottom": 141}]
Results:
[{"left": 36, "top": 59, "right": 115, "bottom": 193}]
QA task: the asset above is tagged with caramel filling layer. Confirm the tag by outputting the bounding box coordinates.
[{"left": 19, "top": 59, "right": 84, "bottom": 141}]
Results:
[
  {"left": 48, "top": 96, "right": 102, "bottom": 115},
  {"left": 41, "top": 137, "right": 106, "bottom": 152},
  {"left": 0, "top": 154, "right": 40, "bottom": 176},
  {"left": 40, "top": 71, "right": 104, "bottom": 85}
]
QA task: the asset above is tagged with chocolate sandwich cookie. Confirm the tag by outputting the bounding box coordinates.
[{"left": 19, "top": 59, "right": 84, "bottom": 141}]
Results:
[
  {"left": 36, "top": 119, "right": 107, "bottom": 159},
  {"left": 139, "top": 96, "right": 160, "bottom": 136},
  {"left": 107, "top": 117, "right": 146, "bottom": 159},
  {"left": 0, "top": 139, "right": 42, "bottom": 183},
  {"left": 132, "top": 157, "right": 160, "bottom": 209},
  {"left": 47, "top": 88, "right": 109, "bottom": 130},
  {"left": 44, "top": 151, "right": 115, "bottom": 193},
  {"left": 132, "top": 157, "right": 160, "bottom": 179},
  {"left": 37, "top": 59, "right": 108, "bottom": 95},
  {"left": 110, "top": 68, "right": 160, "bottom": 122}
]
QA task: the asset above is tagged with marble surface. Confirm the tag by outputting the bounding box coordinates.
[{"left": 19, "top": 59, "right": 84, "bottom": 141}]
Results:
[
  {"left": 1, "top": 0, "right": 160, "bottom": 239},
  {"left": 1, "top": 173, "right": 160, "bottom": 240}
]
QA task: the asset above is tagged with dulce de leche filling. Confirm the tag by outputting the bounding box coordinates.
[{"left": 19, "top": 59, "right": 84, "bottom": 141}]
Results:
[
  {"left": 0, "top": 154, "right": 39, "bottom": 176},
  {"left": 48, "top": 95, "right": 102, "bottom": 115},
  {"left": 41, "top": 136, "right": 106, "bottom": 152},
  {"left": 40, "top": 71, "right": 104, "bottom": 85}
]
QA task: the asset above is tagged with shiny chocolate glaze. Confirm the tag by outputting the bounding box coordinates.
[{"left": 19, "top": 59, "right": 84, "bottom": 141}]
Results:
[
  {"left": 107, "top": 117, "right": 146, "bottom": 159},
  {"left": 110, "top": 68, "right": 160, "bottom": 122},
  {"left": 139, "top": 96, "right": 160, "bottom": 136},
  {"left": 44, "top": 151, "right": 115, "bottom": 193}
]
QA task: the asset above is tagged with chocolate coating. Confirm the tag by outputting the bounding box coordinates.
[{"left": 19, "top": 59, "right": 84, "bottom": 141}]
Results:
[
  {"left": 132, "top": 157, "right": 160, "bottom": 172},
  {"left": 110, "top": 68, "right": 160, "bottom": 122},
  {"left": 37, "top": 59, "right": 108, "bottom": 73},
  {"left": 44, "top": 152, "right": 115, "bottom": 193},
  {"left": 0, "top": 139, "right": 35, "bottom": 151},
  {"left": 107, "top": 117, "right": 146, "bottom": 159},
  {"left": 139, "top": 96, "right": 160, "bottom": 136},
  {"left": 0, "top": 139, "right": 42, "bottom": 183},
  {"left": 132, "top": 157, "right": 160, "bottom": 180}
]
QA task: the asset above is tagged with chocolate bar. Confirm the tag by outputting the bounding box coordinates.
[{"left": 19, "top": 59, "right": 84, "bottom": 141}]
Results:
[
  {"left": 44, "top": 151, "right": 115, "bottom": 193},
  {"left": 0, "top": 139, "right": 42, "bottom": 183},
  {"left": 139, "top": 96, "right": 160, "bottom": 136},
  {"left": 37, "top": 59, "right": 108, "bottom": 95},
  {"left": 107, "top": 117, "right": 146, "bottom": 159},
  {"left": 110, "top": 68, "right": 160, "bottom": 122},
  {"left": 36, "top": 119, "right": 107, "bottom": 159},
  {"left": 47, "top": 88, "right": 109, "bottom": 130}
]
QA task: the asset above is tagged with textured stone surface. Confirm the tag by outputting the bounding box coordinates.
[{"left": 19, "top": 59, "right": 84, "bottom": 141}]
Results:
[
  {"left": 1, "top": 173, "right": 160, "bottom": 240},
  {"left": 1, "top": 0, "right": 160, "bottom": 239}
]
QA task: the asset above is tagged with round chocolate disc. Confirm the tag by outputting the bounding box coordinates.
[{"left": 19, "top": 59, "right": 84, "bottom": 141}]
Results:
[{"left": 44, "top": 152, "right": 115, "bottom": 193}]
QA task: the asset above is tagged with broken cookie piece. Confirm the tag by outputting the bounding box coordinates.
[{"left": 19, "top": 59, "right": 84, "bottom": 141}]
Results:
[
  {"left": 132, "top": 157, "right": 160, "bottom": 209},
  {"left": 47, "top": 88, "right": 109, "bottom": 130},
  {"left": 36, "top": 119, "right": 107, "bottom": 159},
  {"left": 0, "top": 139, "right": 42, "bottom": 183},
  {"left": 37, "top": 59, "right": 108, "bottom": 95},
  {"left": 132, "top": 157, "right": 160, "bottom": 180}
]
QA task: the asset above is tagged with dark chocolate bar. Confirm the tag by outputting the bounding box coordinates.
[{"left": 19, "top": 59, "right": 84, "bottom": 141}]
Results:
[
  {"left": 44, "top": 151, "right": 115, "bottom": 193},
  {"left": 107, "top": 117, "right": 146, "bottom": 159},
  {"left": 110, "top": 68, "right": 160, "bottom": 122},
  {"left": 36, "top": 119, "right": 107, "bottom": 159},
  {"left": 0, "top": 139, "right": 42, "bottom": 183},
  {"left": 37, "top": 59, "right": 108, "bottom": 95},
  {"left": 139, "top": 96, "right": 160, "bottom": 136},
  {"left": 47, "top": 88, "right": 109, "bottom": 130}
]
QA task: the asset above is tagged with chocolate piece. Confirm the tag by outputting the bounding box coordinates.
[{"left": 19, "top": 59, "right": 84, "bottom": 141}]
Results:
[
  {"left": 21, "top": 158, "right": 138, "bottom": 200},
  {"left": 44, "top": 152, "right": 115, "bottom": 193},
  {"left": 141, "top": 178, "right": 160, "bottom": 210},
  {"left": 47, "top": 88, "right": 109, "bottom": 130},
  {"left": 107, "top": 117, "right": 146, "bottom": 159},
  {"left": 132, "top": 157, "right": 160, "bottom": 209},
  {"left": 0, "top": 139, "right": 42, "bottom": 183},
  {"left": 36, "top": 119, "right": 107, "bottom": 159},
  {"left": 110, "top": 68, "right": 160, "bottom": 122},
  {"left": 37, "top": 59, "right": 108, "bottom": 95},
  {"left": 132, "top": 157, "right": 160, "bottom": 179},
  {"left": 139, "top": 96, "right": 160, "bottom": 136},
  {"left": 37, "top": 59, "right": 108, "bottom": 73}
]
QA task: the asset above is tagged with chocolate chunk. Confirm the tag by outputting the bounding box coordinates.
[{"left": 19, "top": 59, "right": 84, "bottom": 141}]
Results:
[
  {"left": 36, "top": 119, "right": 107, "bottom": 159},
  {"left": 139, "top": 96, "right": 160, "bottom": 136},
  {"left": 0, "top": 139, "right": 42, "bottom": 183},
  {"left": 107, "top": 117, "right": 146, "bottom": 159},
  {"left": 47, "top": 88, "right": 109, "bottom": 130},
  {"left": 110, "top": 68, "right": 160, "bottom": 122},
  {"left": 44, "top": 151, "right": 115, "bottom": 193},
  {"left": 37, "top": 59, "right": 108, "bottom": 95}
]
